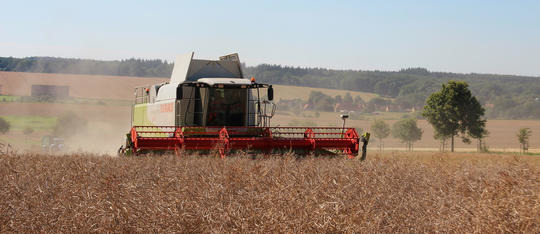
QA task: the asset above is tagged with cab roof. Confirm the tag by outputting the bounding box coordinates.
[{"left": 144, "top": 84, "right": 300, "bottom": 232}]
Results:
[
  {"left": 170, "top": 52, "right": 244, "bottom": 84},
  {"left": 196, "top": 78, "right": 252, "bottom": 86}
]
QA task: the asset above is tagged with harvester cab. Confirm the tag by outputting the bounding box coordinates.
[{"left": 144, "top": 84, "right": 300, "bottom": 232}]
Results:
[
  {"left": 121, "top": 52, "right": 367, "bottom": 159},
  {"left": 130, "top": 52, "right": 274, "bottom": 128}
]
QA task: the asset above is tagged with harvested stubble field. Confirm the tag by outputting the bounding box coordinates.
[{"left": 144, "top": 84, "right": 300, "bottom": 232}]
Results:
[{"left": 1, "top": 152, "right": 539, "bottom": 232}]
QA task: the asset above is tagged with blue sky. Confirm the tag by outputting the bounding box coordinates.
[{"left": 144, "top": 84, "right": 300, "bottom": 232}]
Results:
[{"left": 1, "top": 0, "right": 539, "bottom": 76}]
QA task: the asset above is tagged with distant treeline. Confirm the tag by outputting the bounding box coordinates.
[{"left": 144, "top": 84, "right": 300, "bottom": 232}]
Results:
[
  {"left": 1, "top": 56, "right": 539, "bottom": 119},
  {"left": 246, "top": 66, "right": 540, "bottom": 119},
  {"left": 0, "top": 56, "right": 172, "bottom": 77}
]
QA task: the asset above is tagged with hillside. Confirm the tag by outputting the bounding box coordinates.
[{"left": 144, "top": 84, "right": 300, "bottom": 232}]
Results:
[
  {"left": 0, "top": 71, "right": 375, "bottom": 102},
  {"left": 273, "top": 84, "right": 377, "bottom": 102},
  {"left": 0, "top": 71, "right": 167, "bottom": 100},
  {"left": 1, "top": 56, "right": 539, "bottom": 119},
  {"left": 2, "top": 71, "right": 539, "bottom": 153}
]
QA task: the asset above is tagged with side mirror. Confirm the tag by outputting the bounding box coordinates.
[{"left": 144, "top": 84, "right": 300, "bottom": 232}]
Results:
[
  {"left": 268, "top": 85, "right": 274, "bottom": 101},
  {"left": 176, "top": 85, "right": 183, "bottom": 100}
]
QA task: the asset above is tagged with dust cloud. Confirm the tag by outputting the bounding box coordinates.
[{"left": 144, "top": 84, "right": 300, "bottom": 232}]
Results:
[
  {"left": 63, "top": 119, "right": 130, "bottom": 155},
  {"left": 0, "top": 70, "right": 160, "bottom": 155}
]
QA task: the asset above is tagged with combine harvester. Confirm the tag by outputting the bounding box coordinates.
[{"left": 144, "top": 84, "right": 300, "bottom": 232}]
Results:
[{"left": 119, "top": 52, "right": 370, "bottom": 159}]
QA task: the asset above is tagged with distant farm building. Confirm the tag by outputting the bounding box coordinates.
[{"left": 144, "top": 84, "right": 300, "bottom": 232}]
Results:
[{"left": 31, "top": 85, "right": 70, "bottom": 98}]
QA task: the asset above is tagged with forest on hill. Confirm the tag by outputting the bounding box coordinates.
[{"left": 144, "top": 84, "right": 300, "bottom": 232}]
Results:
[{"left": 1, "top": 56, "right": 539, "bottom": 119}]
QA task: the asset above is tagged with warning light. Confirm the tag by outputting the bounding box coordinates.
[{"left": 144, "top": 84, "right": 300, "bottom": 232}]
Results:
[
  {"left": 250, "top": 77, "right": 256, "bottom": 83},
  {"left": 145, "top": 88, "right": 150, "bottom": 93}
]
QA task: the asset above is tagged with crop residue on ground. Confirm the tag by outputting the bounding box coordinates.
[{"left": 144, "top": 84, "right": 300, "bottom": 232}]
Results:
[{"left": 1, "top": 153, "right": 538, "bottom": 232}]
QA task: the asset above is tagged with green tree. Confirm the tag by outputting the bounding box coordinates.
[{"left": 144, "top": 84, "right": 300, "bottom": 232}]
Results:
[
  {"left": 468, "top": 119, "right": 489, "bottom": 152},
  {"left": 354, "top": 96, "right": 365, "bottom": 106},
  {"left": 422, "top": 81, "right": 486, "bottom": 152},
  {"left": 517, "top": 128, "right": 532, "bottom": 153},
  {"left": 344, "top": 93, "right": 353, "bottom": 105},
  {"left": 335, "top": 95, "right": 343, "bottom": 104},
  {"left": 308, "top": 91, "right": 334, "bottom": 112},
  {"left": 433, "top": 130, "right": 450, "bottom": 152},
  {"left": 392, "top": 118, "right": 423, "bottom": 151},
  {"left": 0, "top": 117, "right": 10, "bottom": 134},
  {"left": 371, "top": 119, "right": 390, "bottom": 151},
  {"left": 364, "top": 102, "right": 376, "bottom": 113}
]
